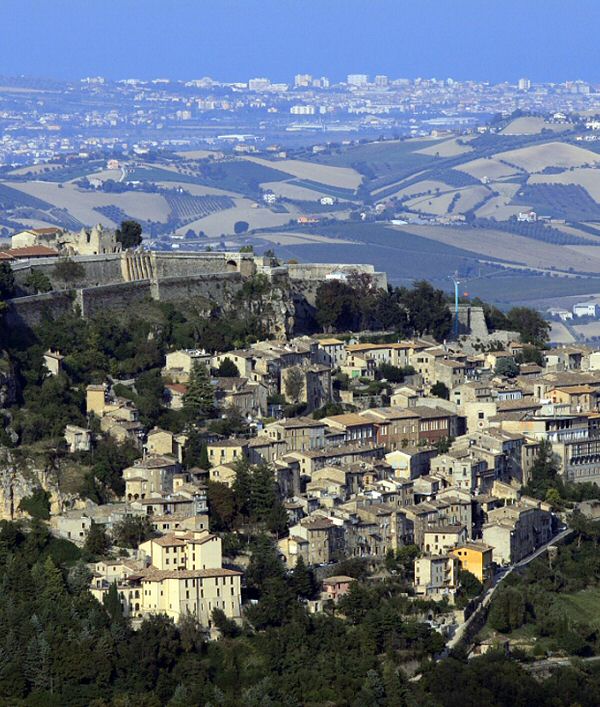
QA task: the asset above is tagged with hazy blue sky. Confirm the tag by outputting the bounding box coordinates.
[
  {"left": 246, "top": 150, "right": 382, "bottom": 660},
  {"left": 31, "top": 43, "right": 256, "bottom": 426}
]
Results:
[{"left": 1, "top": 0, "right": 598, "bottom": 83}]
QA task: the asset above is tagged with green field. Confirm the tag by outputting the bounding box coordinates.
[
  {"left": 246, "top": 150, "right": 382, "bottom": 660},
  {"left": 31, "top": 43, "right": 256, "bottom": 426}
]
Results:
[
  {"left": 513, "top": 183, "right": 600, "bottom": 221},
  {"left": 464, "top": 273, "right": 600, "bottom": 305},
  {"left": 554, "top": 587, "right": 600, "bottom": 628}
]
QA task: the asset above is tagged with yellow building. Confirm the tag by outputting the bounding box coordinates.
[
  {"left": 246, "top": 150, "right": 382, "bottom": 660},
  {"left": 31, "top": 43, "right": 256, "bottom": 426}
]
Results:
[
  {"left": 86, "top": 384, "right": 107, "bottom": 416},
  {"left": 145, "top": 427, "right": 188, "bottom": 464},
  {"left": 449, "top": 542, "right": 494, "bottom": 583},
  {"left": 90, "top": 530, "right": 242, "bottom": 627},
  {"left": 207, "top": 439, "right": 248, "bottom": 467}
]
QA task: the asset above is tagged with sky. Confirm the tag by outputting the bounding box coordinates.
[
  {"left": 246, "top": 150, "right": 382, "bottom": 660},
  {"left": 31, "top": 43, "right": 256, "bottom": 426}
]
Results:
[{"left": 1, "top": 0, "right": 599, "bottom": 84}]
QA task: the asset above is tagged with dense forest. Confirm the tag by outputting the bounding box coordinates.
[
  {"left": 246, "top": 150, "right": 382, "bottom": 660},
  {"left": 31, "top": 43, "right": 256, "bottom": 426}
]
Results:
[{"left": 2, "top": 517, "right": 600, "bottom": 705}]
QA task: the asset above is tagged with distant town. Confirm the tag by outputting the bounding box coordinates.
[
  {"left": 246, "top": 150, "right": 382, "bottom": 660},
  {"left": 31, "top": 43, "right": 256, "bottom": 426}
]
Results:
[{"left": 1, "top": 72, "right": 600, "bottom": 164}]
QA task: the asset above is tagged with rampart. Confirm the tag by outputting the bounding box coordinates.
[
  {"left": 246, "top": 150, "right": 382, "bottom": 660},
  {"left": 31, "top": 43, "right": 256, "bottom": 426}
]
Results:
[
  {"left": 11, "top": 254, "right": 124, "bottom": 288},
  {"left": 4, "top": 251, "right": 388, "bottom": 335},
  {"left": 287, "top": 262, "right": 388, "bottom": 290}
]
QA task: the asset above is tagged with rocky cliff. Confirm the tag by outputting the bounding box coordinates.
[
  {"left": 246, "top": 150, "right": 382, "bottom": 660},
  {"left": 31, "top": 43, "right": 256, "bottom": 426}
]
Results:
[{"left": 0, "top": 446, "right": 80, "bottom": 521}]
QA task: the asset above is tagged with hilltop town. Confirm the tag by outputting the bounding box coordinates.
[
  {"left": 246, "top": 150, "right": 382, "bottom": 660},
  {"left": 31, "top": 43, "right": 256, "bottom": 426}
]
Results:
[{"left": 2, "top": 228, "right": 600, "bottom": 677}]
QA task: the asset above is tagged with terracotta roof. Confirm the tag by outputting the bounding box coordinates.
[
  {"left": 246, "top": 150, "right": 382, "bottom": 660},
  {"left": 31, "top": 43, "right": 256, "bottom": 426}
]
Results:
[
  {"left": 140, "top": 567, "right": 242, "bottom": 581},
  {"left": 318, "top": 338, "right": 344, "bottom": 346},
  {"left": 323, "top": 575, "right": 354, "bottom": 584},
  {"left": 166, "top": 383, "right": 187, "bottom": 395},
  {"left": 322, "top": 413, "right": 374, "bottom": 427},
  {"left": 31, "top": 226, "right": 62, "bottom": 236},
  {"left": 8, "top": 245, "right": 59, "bottom": 258}
]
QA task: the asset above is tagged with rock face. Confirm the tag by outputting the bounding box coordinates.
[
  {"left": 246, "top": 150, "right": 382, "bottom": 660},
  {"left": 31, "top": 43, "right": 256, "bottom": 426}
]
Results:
[
  {"left": 0, "top": 353, "right": 17, "bottom": 409},
  {"left": 0, "top": 447, "right": 77, "bottom": 521}
]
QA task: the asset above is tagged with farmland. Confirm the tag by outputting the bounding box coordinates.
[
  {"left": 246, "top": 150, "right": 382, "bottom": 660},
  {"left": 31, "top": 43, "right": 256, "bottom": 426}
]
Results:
[
  {"left": 6, "top": 120, "right": 600, "bottom": 310},
  {"left": 243, "top": 156, "right": 361, "bottom": 189}
]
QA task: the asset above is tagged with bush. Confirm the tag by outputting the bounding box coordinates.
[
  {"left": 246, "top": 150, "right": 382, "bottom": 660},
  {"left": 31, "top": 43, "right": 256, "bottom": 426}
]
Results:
[{"left": 18, "top": 488, "right": 51, "bottom": 520}]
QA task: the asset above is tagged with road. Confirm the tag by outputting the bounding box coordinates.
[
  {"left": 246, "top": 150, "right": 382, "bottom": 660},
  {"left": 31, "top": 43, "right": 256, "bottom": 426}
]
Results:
[{"left": 445, "top": 526, "right": 574, "bottom": 653}]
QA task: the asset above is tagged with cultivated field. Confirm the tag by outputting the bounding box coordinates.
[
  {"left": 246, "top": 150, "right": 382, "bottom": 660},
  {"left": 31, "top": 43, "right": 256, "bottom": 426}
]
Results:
[
  {"left": 549, "top": 322, "right": 576, "bottom": 343},
  {"left": 260, "top": 180, "right": 331, "bottom": 201},
  {"left": 390, "top": 223, "right": 600, "bottom": 273},
  {"left": 571, "top": 322, "right": 600, "bottom": 339},
  {"left": 496, "top": 142, "right": 600, "bottom": 172},
  {"left": 254, "top": 231, "right": 355, "bottom": 246},
  {"left": 415, "top": 136, "right": 476, "bottom": 157},
  {"left": 529, "top": 167, "right": 600, "bottom": 201},
  {"left": 500, "top": 116, "right": 570, "bottom": 135},
  {"left": 153, "top": 181, "right": 239, "bottom": 197},
  {"left": 457, "top": 157, "right": 520, "bottom": 181},
  {"left": 174, "top": 198, "right": 294, "bottom": 236},
  {"left": 5, "top": 181, "right": 172, "bottom": 225},
  {"left": 243, "top": 156, "right": 361, "bottom": 189}
]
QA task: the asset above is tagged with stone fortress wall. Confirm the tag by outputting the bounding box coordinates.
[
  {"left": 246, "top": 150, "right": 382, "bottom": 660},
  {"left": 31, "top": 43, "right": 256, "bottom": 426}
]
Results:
[{"left": 4, "top": 250, "right": 387, "bottom": 332}]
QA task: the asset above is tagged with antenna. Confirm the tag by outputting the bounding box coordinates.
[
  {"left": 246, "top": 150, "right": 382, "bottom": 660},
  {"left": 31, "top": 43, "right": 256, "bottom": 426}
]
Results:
[{"left": 450, "top": 272, "right": 461, "bottom": 338}]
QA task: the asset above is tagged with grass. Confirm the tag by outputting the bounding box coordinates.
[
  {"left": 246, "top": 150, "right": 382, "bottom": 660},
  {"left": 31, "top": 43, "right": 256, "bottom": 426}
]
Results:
[
  {"left": 464, "top": 273, "right": 600, "bottom": 305},
  {"left": 287, "top": 179, "right": 357, "bottom": 199},
  {"left": 554, "top": 587, "right": 600, "bottom": 629},
  {"left": 0, "top": 183, "right": 55, "bottom": 209},
  {"left": 512, "top": 183, "right": 600, "bottom": 221}
]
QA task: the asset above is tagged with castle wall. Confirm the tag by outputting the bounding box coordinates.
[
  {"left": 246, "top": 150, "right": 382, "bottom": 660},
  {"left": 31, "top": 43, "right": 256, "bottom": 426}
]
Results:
[
  {"left": 12, "top": 254, "right": 124, "bottom": 288},
  {"left": 154, "top": 272, "right": 243, "bottom": 305},
  {"left": 5, "top": 291, "right": 75, "bottom": 328},
  {"left": 77, "top": 281, "right": 154, "bottom": 318},
  {"left": 287, "top": 263, "right": 387, "bottom": 290}
]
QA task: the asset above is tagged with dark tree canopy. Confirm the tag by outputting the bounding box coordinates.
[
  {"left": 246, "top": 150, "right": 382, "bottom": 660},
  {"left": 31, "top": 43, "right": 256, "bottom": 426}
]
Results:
[{"left": 116, "top": 219, "right": 143, "bottom": 249}]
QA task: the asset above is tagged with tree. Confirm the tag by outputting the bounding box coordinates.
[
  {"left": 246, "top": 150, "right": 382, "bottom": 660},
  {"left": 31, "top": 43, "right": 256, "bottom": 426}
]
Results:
[
  {"left": 52, "top": 258, "right": 85, "bottom": 287},
  {"left": 212, "top": 608, "right": 240, "bottom": 637},
  {"left": 112, "top": 515, "right": 154, "bottom": 549},
  {"left": 315, "top": 280, "right": 359, "bottom": 332},
  {"left": 207, "top": 481, "right": 237, "bottom": 531},
  {"left": 18, "top": 488, "right": 51, "bottom": 520},
  {"left": 403, "top": 281, "right": 452, "bottom": 340},
  {"left": 284, "top": 366, "right": 304, "bottom": 403},
  {"left": 430, "top": 381, "right": 450, "bottom": 400},
  {"left": 183, "top": 429, "right": 209, "bottom": 469},
  {"left": 458, "top": 569, "right": 483, "bottom": 598},
  {"left": 217, "top": 358, "right": 240, "bottom": 377},
  {"left": 116, "top": 220, "right": 143, "bottom": 249},
  {"left": 183, "top": 362, "right": 214, "bottom": 422},
  {"left": 83, "top": 522, "right": 111, "bottom": 559},
  {"left": 24, "top": 269, "right": 52, "bottom": 294},
  {"left": 506, "top": 307, "right": 550, "bottom": 346},
  {"left": 291, "top": 556, "right": 317, "bottom": 599},
  {"left": 377, "top": 363, "right": 407, "bottom": 383},
  {"left": 234, "top": 221, "right": 250, "bottom": 235},
  {"left": 246, "top": 535, "right": 285, "bottom": 593},
  {"left": 0, "top": 262, "right": 15, "bottom": 299},
  {"left": 488, "top": 587, "right": 526, "bottom": 633},
  {"left": 495, "top": 357, "right": 519, "bottom": 378}
]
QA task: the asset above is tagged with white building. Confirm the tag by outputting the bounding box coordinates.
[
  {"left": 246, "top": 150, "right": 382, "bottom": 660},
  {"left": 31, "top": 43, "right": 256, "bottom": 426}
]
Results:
[
  {"left": 573, "top": 302, "right": 598, "bottom": 318},
  {"left": 294, "top": 74, "right": 312, "bottom": 87},
  {"left": 347, "top": 74, "right": 369, "bottom": 87},
  {"left": 290, "top": 104, "right": 316, "bottom": 115}
]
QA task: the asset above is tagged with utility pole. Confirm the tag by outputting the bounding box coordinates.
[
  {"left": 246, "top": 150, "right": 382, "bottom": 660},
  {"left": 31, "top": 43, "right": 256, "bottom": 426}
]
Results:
[{"left": 450, "top": 273, "right": 460, "bottom": 338}]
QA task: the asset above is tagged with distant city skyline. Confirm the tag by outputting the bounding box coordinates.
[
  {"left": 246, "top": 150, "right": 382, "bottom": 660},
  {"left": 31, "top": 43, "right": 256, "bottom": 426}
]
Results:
[
  {"left": 1, "top": 0, "right": 600, "bottom": 84},
  {"left": 4, "top": 72, "right": 598, "bottom": 88}
]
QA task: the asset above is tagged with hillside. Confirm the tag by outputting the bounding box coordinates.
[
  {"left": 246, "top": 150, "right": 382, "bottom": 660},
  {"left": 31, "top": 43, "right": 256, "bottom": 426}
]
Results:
[{"left": 6, "top": 116, "right": 600, "bottom": 309}]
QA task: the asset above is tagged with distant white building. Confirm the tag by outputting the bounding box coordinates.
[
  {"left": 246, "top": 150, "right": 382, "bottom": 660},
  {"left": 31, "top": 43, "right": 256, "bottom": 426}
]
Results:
[
  {"left": 319, "top": 196, "right": 335, "bottom": 206},
  {"left": 517, "top": 210, "right": 537, "bottom": 222},
  {"left": 294, "top": 74, "right": 312, "bottom": 88},
  {"left": 547, "top": 307, "right": 573, "bottom": 322},
  {"left": 263, "top": 192, "right": 277, "bottom": 205},
  {"left": 325, "top": 270, "right": 349, "bottom": 282},
  {"left": 573, "top": 302, "right": 598, "bottom": 318},
  {"left": 347, "top": 74, "right": 369, "bottom": 87},
  {"left": 248, "top": 78, "right": 271, "bottom": 91},
  {"left": 290, "top": 104, "right": 316, "bottom": 115}
]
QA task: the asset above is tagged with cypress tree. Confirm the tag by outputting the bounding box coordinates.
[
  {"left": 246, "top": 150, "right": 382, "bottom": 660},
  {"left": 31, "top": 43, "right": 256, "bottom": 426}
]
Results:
[{"left": 183, "top": 362, "right": 214, "bottom": 423}]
